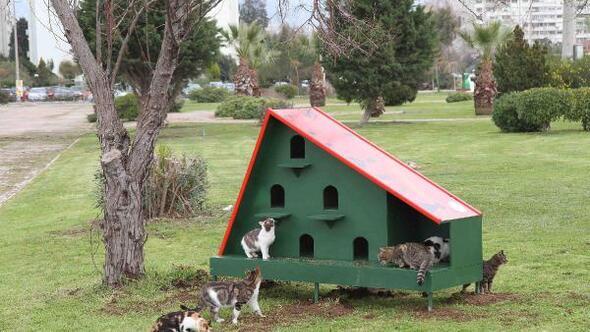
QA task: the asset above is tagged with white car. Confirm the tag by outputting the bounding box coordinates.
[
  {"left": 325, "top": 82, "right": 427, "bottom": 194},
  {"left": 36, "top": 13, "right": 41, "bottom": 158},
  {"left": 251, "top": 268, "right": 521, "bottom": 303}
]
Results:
[{"left": 27, "top": 88, "right": 48, "bottom": 101}]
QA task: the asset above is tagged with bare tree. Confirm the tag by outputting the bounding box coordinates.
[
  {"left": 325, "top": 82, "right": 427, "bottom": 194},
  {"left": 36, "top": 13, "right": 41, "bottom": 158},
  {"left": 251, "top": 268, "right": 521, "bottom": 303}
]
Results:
[{"left": 50, "top": 0, "right": 221, "bottom": 287}]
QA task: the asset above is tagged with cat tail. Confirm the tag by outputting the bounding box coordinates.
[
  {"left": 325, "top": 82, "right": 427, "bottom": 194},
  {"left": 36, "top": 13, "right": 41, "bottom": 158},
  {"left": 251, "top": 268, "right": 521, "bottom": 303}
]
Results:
[{"left": 416, "top": 259, "right": 432, "bottom": 285}]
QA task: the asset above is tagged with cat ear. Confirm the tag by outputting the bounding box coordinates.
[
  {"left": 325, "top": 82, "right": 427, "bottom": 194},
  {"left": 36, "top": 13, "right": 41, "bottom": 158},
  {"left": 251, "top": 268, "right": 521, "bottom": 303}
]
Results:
[
  {"left": 500, "top": 250, "right": 504, "bottom": 254},
  {"left": 258, "top": 221, "right": 265, "bottom": 226},
  {"left": 434, "top": 243, "right": 441, "bottom": 250}
]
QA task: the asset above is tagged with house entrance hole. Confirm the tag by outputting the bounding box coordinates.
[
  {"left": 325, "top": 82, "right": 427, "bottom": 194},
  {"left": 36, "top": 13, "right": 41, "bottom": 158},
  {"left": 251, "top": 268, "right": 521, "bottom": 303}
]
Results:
[
  {"left": 300, "top": 234, "right": 314, "bottom": 258},
  {"left": 323, "top": 185, "right": 339, "bottom": 209},
  {"left": 290, "top": 135, "right": 305, "bottom": 159},
  {"left": 353, "top": 237, "right": 369, "bottom": 260},
  {"left": 270, "top": 184, "right": 285, "bottom": 208}
]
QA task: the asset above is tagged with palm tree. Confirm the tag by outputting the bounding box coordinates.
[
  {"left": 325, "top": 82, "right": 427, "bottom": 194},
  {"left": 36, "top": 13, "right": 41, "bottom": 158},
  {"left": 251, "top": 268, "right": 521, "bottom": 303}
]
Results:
[
  {"left": 222, "top": 22, "right": 276, "bottom": 96},
  {"left": 460, "top": 21, "right": 509, "bottom": 115}
]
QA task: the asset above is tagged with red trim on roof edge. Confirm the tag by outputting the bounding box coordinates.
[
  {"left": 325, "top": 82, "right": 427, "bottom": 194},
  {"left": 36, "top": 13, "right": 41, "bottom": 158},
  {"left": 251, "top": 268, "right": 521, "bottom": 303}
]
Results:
[{"left": 217, "top": 109, "right": 273, "bottom": 255}]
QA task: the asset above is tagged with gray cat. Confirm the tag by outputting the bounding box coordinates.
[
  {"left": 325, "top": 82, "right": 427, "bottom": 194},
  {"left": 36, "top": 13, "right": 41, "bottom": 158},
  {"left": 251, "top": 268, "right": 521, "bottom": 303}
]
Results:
[
  {"left": 197, "top": 267, "right": 264, "bottom": 325},
  {"left": 378, "top": 242, "right": 435, "bottom": 285}
]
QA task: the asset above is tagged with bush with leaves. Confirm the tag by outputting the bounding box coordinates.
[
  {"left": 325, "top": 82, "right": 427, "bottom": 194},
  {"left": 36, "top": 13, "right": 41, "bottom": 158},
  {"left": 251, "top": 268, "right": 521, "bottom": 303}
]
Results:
[
  {"left": 570, "top": 88, "right": 590, "bottom": 131},
  {"left": 115, "top": 94, "right": 140, "bottom": 121},
  {"left": 94, "top": 146, "right": 208, "bottom": 219},
  {"left": 0, "top": 90, "right": 10, "bottom": 104},
  {"left": 215, "top": 96, "right": 289, "bottom": 119},
  {"left": 188, "top": 86, "right": 230, "bottom": 103},
  {"left": 275, "top": 84, "right": 298, "bottom": 99},
  {"left": 170, "top": 98, "right": 185, "bottom": 113},
  {"left": 548, "top": 56, "right": 590, "bottom": 89},
  {"left": 492, "top": 93, "right": 542, "bottom": 132},
  {"left": 492, "top": 87, "right": 582, "bottom": 132},
  {"left": 87, "top": 113, "right": 97, "bottom": 123},
  {"left": 445, "top": 92, "right": 472, "bottom": 103}
]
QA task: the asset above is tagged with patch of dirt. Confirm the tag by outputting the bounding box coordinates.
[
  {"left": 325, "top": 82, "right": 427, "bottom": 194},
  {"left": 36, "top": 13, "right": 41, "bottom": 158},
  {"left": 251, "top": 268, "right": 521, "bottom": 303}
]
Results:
[
  {"left": 49, "top": 226, "right": 88, "bottom": 238},
  {"left": 411, "top": 306, "right": 488, "bottom": 322},
  {"left": 235, "top": 298, "right": 354, "bottom": 332},
  {"left": 445, "top": 292, "right": 520, "bottom": 306},
  {"left": 327, "top": 286, "right": 407, "bottom": 299}
]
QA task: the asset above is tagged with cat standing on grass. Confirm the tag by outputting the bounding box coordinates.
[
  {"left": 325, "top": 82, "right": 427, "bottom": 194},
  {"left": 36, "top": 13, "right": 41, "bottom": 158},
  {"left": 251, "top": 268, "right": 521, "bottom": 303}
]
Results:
[
  {"left": 462, "top": 250, "right": 508, "bottom": 294},
  {"left": 197, "top": 267, "right": 264, "bottom": 325},
  {"left": 378, "top": 242, "right": 434, "bottom": 285},
  {"left": 241, "top": 218, "right": 276, "bottom": 260}
]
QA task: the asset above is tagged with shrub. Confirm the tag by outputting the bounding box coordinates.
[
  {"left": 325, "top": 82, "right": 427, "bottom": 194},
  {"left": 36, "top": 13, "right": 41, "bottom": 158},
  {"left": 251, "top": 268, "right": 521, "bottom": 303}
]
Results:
[
  {"left": 548, "top": 56, "right": 590, "bottom": 89},
  {"left": 492, "top": 93, "right": 542, "bottom": 132},
  {"left": 571, "top": 88, "right": 590, "bottom": 131},
  {"left": 115, "top": 94, "right": 139, "bottom": 121},
  {"left": 492, "top": 87, "right": 584, "bottom": 132},
  {"left": 445, "top": 92, "right": 472, "bottom": 103},
  {"left": 169, "top": 98, "right": 185, "bottom": 113},
  {"left": 515, "top": 88, "right": 570, "bottom": 130},
  {"left": 144, "top": 145, "right": 209, "bottom": 219},
  {"left": 0, "top": 90, "right": 10, "bottom": 104},
  {"left": 188, "top": 86, "right": 229, "bottom": 102},
  {"left": 274, "top": 84, "right": 298, "bottom": 99},
  {"left": 87, "top": 113, "right": 97, "bottom": 123},
  {"left": 215, "top": 96, "right": 290, "bottom": 120},
  {"left": 94, "top": 146, "right": 209, "bottom": 219}
]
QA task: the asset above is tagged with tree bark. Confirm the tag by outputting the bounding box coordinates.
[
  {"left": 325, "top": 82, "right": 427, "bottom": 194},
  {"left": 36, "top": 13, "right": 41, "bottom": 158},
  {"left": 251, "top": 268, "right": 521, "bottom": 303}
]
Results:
[
  {"left": 473, "top": 59, "right": 496, "bottom": 116},
  {"left": 309, "top": 62, "right": 326, "bottom": 107},
  {"left": 360, "top": 96, "right": 385, "bottom": 124},
  {"left": 234, "top": 58, "right": 260, "bottom": 96}
]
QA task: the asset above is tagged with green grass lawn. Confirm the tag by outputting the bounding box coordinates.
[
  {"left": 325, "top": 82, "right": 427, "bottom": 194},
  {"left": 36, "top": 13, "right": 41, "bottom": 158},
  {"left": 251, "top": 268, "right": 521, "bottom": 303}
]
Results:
[
  {"left": 1, "top": 118, "right": 589, "bottom": 330},
  {"left": 181, "top": 92, "right": 476, "bottom": 121}
]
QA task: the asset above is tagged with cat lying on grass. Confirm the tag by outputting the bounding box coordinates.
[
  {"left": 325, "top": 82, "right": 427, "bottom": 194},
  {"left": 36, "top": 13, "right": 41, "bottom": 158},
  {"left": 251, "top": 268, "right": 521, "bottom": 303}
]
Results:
[{"left": 151, "top": 305, "right": 210, "bottom": 332}]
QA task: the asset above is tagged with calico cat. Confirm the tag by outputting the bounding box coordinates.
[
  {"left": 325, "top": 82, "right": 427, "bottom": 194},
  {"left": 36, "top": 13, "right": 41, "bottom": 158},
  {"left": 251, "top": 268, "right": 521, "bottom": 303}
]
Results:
[
  {"left": 378, "top": 242, "right": 434, "bottom": 285},
  {"left": 462, "top": 250, "right": 508, "bottom": 294},
  {"left": 241, "top": 218, "right": 276, "bottom": 260},
  {"left": 423, "top": 236, "right": 450, "bottom": 264},
  {"left": 197, "top": 266, "right": 264, "bottom": 325},
  {"left": 151, "top": 305, "right": 210, "bottom": 332}
]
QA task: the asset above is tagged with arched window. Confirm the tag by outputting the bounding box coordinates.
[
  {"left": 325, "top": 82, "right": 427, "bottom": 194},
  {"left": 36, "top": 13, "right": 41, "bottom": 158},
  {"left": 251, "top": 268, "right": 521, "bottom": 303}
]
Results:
[
  {"left": 353, "top": 237, "right": 369, "bottom": 261},
  {"left": 290, "top": 135, "right": 305, "bottom": 159},
  {"left": 270, "top": 184, "right": 285, "bottom": 208},
  {"left": 323, "top": 185, "right": 338, "bottom": 210},
  {"left": 299, "top": 234, "right": 314, "bottom": 258}
]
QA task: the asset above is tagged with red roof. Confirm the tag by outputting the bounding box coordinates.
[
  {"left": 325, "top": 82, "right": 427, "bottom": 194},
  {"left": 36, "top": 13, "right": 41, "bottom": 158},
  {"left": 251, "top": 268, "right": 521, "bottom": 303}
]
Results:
[{"left": 218, "top": 107, "right": 481, "bottom": 255}]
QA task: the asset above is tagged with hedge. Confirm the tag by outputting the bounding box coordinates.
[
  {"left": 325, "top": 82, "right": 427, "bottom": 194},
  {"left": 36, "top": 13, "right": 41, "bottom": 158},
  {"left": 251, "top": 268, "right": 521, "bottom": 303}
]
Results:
[
  {"left": 215, "top": 96, "right": 290, "bottom": 120},
  {"left": 274, "top": 84, "right": 298, "bottom": 99},
  {"left": 445, "top": 92, "right": 472, "bottom": 103},
  {"left": 493, "top": 87, "right": 589, "bottom": 132},
  {"left": 188, "top": 86, "right": 229, "bottom": 103}
]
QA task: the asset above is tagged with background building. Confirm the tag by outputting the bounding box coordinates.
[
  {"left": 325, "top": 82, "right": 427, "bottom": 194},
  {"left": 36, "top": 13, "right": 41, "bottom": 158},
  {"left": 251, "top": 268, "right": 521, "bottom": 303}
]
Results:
[
  {"left": 0, "top": 0, "right": 11, "bottom": 57},
  {"left": 449, "top": 0, "right": 590, "bottom": 45}
]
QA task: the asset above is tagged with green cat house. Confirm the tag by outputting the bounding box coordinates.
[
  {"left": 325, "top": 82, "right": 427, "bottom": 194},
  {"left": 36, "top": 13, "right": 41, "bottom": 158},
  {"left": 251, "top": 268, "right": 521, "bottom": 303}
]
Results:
[{"left": 210, "top": 107, "right": 483, "bottom": 310}]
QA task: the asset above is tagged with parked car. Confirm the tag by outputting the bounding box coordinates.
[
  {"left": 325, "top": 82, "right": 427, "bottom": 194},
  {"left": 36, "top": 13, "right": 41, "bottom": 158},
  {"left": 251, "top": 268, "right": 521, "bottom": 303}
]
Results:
[
  {"left": 52, "top": 87, "right": 76, "bottom": 100},
  {"left": 27, "top": 87, "right": 49, "bottom": 101},
  {"left": 182, "top": 83, "right": 201, "bottom": 96},
  {"left": 69, "top": 86, "right": 85, "bottom": 100},
  {"left": 223, "top": 82, "right": 235, "bottom": 92},
  {"left": 0, "top": 88, "right": 16, "bottom": 102}
]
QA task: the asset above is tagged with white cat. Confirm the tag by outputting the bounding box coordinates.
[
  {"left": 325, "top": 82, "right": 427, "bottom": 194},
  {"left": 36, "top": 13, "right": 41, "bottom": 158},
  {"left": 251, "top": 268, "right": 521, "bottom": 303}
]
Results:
[
  {"left": 241, "top": 218, "right": 276, "bottom": 260},
  {"left": 423, "top": 236, "right": 450, "bottom": 264}
]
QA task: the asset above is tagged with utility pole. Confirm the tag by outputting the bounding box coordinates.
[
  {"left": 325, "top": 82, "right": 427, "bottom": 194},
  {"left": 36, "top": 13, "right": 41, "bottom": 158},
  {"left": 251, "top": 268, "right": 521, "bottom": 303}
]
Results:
[{"left": 12, "top": 0, "right": 19, "bottom": 80}]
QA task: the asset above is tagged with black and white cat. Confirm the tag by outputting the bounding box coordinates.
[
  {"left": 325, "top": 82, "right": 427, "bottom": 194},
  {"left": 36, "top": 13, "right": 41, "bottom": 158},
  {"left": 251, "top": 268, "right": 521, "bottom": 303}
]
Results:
[
  {"left": 241, "top": 218, "right": 276, "bottom": 260},
  {"left": 423, "top": 236, "right": 450, "bottom": 264}
]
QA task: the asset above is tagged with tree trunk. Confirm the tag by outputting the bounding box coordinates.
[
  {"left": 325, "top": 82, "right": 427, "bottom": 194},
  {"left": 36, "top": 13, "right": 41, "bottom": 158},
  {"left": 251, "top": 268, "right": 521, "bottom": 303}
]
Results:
[
  {"left": 234, "top": 58, "right": 259, "bottom": 96},
  {"left": 309, "top": 62, "right": 326, "bottom": 107},
  {"left": 561, "top": 0, "right": 576, "bottom": 59},
  {"left": 360, "top": 96, "right": 385, "bottom": 124},
  {"left": 473, "top": 59, "right": 496, "bottom": 115}
]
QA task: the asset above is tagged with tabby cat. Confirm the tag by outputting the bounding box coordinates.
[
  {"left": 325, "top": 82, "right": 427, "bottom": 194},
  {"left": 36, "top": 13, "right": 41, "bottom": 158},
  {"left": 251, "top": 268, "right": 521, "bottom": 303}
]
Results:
[
  {"left": 151, "top": 305, "right": 210, "bottom": 332},
  {"left": 197, "top": 266, "right": 264, "bottom": 324},
  {"left": 241, "top": 218, "right": 276, "bottom": 260},
  {"left": 462, "top": 250, "right": 508, "bottom": 294},
  {"left": 378, "top": 242, "right": 434, "bottom": 285}
]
